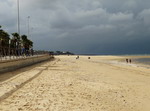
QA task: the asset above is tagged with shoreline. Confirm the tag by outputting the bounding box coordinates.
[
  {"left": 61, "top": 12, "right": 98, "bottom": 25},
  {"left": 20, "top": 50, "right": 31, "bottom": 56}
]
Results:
[
  {"left": 86, "top": 55, "right": 150, "bottom": 68},
  {"left": 113, "top": 55, "right": 150, "bottom": 69}
]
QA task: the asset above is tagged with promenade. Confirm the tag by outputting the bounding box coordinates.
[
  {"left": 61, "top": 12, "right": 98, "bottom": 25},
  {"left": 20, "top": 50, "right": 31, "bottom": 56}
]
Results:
[
  {"left": 0, "top": 55, "right": 46, "bottom": 61},
  {"left": 0, "top": 55, "right": 150, "bottom": 111}
]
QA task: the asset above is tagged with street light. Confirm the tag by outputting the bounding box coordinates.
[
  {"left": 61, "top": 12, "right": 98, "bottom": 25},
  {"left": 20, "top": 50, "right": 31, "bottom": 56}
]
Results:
[
  {"left": 27, "top": 16, "right": 30, "bottom": 38},
  {"left": 9, "top": 39, "right": 11, "bottom": 58},
  {"left": 17, "top": 0, "right": 20, "bottom": 35}
]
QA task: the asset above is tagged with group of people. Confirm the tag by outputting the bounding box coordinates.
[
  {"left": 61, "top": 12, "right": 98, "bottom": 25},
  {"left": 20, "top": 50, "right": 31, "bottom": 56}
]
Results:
[
  {"left": 76, "top": 56, "right": 79, "bottom": 59},
  {"left": 126, "top": 59, "right": 132, "bottom": 63},
  {"left": 76, "top": 56, "right": 91, "bottom": 60}
]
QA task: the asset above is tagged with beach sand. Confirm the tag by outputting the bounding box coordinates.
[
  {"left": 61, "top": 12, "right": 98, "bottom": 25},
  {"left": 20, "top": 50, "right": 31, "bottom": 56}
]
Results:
[{"left": 0, "top": 55, "right": 150, "bottom": 111}]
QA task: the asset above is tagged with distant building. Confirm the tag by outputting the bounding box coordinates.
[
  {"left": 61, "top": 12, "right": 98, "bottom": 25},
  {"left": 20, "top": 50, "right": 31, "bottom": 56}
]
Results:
[{"left": 54, "top": 51, "right": 74, "bottom": 55}]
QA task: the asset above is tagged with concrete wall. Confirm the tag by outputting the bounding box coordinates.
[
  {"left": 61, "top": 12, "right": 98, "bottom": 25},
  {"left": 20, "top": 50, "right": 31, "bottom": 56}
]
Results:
[{"left": 0, "top": 55, "right": 53, "bottom": 73}]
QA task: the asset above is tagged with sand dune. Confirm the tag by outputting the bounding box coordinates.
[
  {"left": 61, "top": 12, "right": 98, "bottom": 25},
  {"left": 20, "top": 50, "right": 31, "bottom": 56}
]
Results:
[{"left": 0, "top": 55, "right": 150, "bottom": 111}]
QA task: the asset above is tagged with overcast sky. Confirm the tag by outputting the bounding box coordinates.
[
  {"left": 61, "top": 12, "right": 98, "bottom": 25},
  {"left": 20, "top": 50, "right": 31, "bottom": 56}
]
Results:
[{"left": 0, "top": 0, "right": 150, "bottom": 54}]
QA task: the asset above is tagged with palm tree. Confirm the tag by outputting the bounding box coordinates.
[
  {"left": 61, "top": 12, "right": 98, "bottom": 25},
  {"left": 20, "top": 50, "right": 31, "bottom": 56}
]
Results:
[
  {"left": 0, "top": 26, "right": 34, "bottom": 57},
  {"left": 0, "top": 26, "right": 10, "bottom": 56},
  {"left": 11, "top": 32, "right": 21, "bottom": 56},
  {"left": 12, "top": 33, "right": 20, "bottom": 40},
  {"left": 0, "top": 26, "right": 10, "bottom": 47},
  {"left": 21, "top": 35, "right": 33, "bottom": 55}
]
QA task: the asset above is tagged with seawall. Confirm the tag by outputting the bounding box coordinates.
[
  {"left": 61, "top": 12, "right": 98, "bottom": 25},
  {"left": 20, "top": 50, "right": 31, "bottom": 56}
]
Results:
[{"left": 0, "top": 55, "right": 53, "bottom": 73}]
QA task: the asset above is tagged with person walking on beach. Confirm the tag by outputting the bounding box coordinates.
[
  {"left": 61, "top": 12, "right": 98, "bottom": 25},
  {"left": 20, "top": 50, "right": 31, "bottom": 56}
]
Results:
[
  {"left": 126, "top": 59, "right": 128, "bottom": 63},
  {"left": 129, "top": 59, "right": 132, "bottom": 63},
  {"left": 76, "top": 56, "right": 79, "bottom": 59}
]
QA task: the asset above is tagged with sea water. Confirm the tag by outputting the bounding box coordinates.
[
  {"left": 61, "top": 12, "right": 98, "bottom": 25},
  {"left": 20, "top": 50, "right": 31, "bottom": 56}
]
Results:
[{"left": 134, "top": 58, "right": 150, "bottom": 65}]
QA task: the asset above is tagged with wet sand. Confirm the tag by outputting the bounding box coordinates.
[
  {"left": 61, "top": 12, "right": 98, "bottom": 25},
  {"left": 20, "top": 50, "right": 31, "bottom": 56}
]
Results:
[{"left": 0, "top": 55, "right": 150, "bottom": 111}]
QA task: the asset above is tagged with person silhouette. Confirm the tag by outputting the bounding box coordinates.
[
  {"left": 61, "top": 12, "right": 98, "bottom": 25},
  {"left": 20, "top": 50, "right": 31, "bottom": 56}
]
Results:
[
  {"left": 129, "top": 59, "right": 131, "bottom": 63},
  {"left": 126, "top": 59, "right": 128, "bottom": 63}
]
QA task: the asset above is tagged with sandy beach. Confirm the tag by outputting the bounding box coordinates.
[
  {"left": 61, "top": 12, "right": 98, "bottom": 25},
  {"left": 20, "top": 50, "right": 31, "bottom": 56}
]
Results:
[{"left": 0, "top": 55, "right": 150, "bottom": 111}]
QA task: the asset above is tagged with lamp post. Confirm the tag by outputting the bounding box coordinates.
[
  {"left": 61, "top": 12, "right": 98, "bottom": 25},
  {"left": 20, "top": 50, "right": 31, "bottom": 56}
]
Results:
[
  {"left": 17, "top": 0, "right": 20, "bottom": 35},
  {"left": 27, "top": 16, "right": 30, "bottom": 38},
  {"left": 9, "top": 39, "right": 10, "bottom": 56}
]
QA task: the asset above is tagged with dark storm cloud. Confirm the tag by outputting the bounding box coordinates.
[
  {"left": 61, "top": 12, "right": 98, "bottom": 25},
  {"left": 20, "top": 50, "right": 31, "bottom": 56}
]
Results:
[{"left": 0, "top": 0, "right": 150, "bottom": 54}]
